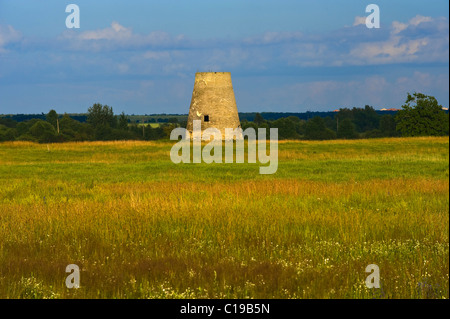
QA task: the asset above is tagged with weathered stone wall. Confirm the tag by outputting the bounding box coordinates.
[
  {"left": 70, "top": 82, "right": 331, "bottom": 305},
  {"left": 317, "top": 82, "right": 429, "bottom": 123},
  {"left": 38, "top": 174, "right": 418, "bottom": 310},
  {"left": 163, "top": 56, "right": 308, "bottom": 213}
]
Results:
[{"left": 186, "top": 72, "right": 242, "bottom": 139}]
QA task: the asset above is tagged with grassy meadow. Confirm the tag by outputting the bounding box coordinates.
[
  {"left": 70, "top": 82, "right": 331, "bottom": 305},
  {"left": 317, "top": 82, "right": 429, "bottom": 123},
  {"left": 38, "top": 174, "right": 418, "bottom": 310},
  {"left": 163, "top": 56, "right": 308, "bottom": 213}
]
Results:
[{"left": 0, "top": 137, "right": 448, "bottom": 298}]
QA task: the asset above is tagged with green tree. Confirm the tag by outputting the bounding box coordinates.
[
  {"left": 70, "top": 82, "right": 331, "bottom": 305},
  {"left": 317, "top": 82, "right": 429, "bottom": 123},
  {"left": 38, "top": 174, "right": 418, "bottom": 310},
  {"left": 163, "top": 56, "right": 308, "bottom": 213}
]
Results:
[
  {"left": 144, "top": 125, "right": 166, "bottom": 140},
  {"left": 352, "top": 105, "right": 380, "bottom": 132},
  {"left": 0, "top": 117, "right": 17, "bottom": 128},
  {"left": 396, "top": 92, "right": 449, "bottom": 136},
  {"left": 363, "top": 129, "right": 384, "bottom": 138},
  {"left": 46, "top": 109, "right": 58, "bottom": 130},
  {"left": 94, "top": 125, "right": 114, "bottom": 141},
  {"left": 16, "top": 119, "right": 40, "bottom": 138},
  {"left": 305, "top": 116, "right": 336, "bottom": 140},
  {"left": 118, "top": 112, "right": 129, "bottom": 130},
  {"left": 0, "top": 124, "right": 16, "bottom": 141},
  {"left": 241, "top": 120, "right": 257, "bottom": 131},
  {"left": 253, "top": 113, "right": 265, "bottom": 126},
  {"left": 29, "top": 120, "right": 57, "bottom": 143},
  {"left": 336, "top": 108, "right": 354, "bottom": 122},
  {"left": 272, "top": 118, "right": 300, "bottom": 139},
  {"left": 87, "top": 103, "right": 117, "bottom": 128},
  {"left": 167, "top": 117, "right": 179, "bottom": 124},
  {"left": 323, "top": 116, "right": 337, "bottom": 133},
  {"left": 379, "top": 114, "right": 398, "bottom": 137},
  {"left": 59, "top": 113, "right": 94, "bottom": 141},
  {"left": 337, "top": 118, "right": 358, "bottom": 139}
]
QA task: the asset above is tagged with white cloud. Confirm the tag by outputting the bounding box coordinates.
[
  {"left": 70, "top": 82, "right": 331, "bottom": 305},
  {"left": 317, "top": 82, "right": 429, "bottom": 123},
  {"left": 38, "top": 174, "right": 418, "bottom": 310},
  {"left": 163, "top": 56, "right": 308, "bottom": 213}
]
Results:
[
  {"left": 349, "top": 15, "right": 448, "bottom": 65},
  {"left": 38, "top": 15, "right": 448, "bottom": 69},
  {"left": 256, "top": 71, "right": 448, "bottom": 112},
  {"left": 2, "top": 16, "right": 448, "bottom": 113},
  {"left": 0, "top": 24, "right": 22, "bottom": 52},
  {"left": 117, "top": 63, "right": 129, "bottom": 74},
  {"left": 353, "top": 16, "right": 366, "bottom": 26},
  {"left": 59, "top": 22, "right": 186, "bottom": 51},
  {"left": 243, "top": 31, "right": 303, "bottom": 45},
  {"left": 142, "top": 51, "right": 171, "bottom": 60},
  {"left": 392, "top": 21, "right": 408, "bottom": 35},
  {"left": 78, "top": 21, "right": 133, "bottom": 40},
  {"left": 409, "top": 15, "right": 433, "bottom": 26},
  {"left": 236, "top": 15, "right": 448, "bottom": 69}
]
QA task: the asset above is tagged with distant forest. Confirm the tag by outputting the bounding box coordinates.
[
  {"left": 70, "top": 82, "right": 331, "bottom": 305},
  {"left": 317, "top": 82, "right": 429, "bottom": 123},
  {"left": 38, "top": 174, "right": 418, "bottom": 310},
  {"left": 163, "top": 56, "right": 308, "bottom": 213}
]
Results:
[
  {"left": 0, "top": 110, "right": 399, "bottom": 124},
  {"left": 1, "top": 93, "right": 448, "bottom": 142}
]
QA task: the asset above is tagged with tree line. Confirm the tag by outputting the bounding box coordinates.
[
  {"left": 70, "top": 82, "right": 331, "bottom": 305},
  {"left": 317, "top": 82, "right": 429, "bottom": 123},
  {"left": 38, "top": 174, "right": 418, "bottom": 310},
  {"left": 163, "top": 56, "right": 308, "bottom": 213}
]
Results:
[
  {"left": 241, "top": 93, "right": 448, "bottom": 139},
  {"left": 0, "top": 103, "right": 176, "bottom": 143},
  {"left": 0, "top": 93, "right": 448, "bottom": 143}
]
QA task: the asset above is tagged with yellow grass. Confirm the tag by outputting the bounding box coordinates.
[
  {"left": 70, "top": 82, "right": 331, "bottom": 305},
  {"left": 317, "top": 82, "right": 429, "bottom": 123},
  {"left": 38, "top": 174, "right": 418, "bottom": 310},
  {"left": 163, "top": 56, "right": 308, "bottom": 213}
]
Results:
[{"left": 0, "top": 137, "right": 448, "bottom": 298}]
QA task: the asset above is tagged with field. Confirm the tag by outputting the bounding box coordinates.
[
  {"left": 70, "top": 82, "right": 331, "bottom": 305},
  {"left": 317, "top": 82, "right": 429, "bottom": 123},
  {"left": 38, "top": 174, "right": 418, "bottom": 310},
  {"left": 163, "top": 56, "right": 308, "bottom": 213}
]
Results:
[
  {"left": 134, "top": 123, "right": 161, "bottom": 128},
  {"left": 0, "top": 137, "right": 448, "bottom": 299}
]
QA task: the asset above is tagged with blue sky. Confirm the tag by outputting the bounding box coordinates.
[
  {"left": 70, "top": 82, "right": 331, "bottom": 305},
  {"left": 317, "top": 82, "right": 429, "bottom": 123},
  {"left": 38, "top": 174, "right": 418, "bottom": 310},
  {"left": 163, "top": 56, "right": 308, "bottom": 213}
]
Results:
[{"left": 0, "top": 0, "right": 448, "bottom": 114}]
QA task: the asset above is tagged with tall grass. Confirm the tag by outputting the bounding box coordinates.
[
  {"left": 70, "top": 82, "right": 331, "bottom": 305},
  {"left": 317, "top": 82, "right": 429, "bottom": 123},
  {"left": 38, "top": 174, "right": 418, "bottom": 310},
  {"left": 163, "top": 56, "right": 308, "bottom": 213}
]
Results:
[{"left": 0, "top": 137, "right": 448, "bottom": 298}]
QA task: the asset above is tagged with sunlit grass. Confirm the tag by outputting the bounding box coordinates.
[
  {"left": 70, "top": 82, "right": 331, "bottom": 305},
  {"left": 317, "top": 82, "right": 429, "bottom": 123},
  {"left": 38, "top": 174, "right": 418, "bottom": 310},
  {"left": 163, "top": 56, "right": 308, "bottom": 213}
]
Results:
[{"left": 0, "top": 137, "right": 448, "bottom": 298}]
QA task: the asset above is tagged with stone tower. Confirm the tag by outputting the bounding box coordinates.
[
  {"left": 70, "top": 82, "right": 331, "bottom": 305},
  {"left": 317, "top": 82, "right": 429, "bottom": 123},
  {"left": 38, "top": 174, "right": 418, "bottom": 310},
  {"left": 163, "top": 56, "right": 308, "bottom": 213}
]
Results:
[{"left": 186, "top": 72, "right": 242, "bottom": 139}]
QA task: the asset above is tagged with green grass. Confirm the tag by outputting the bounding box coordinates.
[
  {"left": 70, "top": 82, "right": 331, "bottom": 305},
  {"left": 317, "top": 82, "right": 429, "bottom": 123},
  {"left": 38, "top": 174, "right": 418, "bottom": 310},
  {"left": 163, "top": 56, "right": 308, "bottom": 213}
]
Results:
[
  {"left": 133, "top": 123, "right": 161, "bottom": 128},
  {"left": 0, "top": 137, "right": 448, "bottom": 298}
]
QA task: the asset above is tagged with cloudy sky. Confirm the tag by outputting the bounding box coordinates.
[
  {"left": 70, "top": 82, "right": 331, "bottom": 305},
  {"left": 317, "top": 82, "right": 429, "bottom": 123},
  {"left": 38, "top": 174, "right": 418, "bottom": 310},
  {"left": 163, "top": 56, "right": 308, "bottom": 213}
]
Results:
[{"left": 0, "top": 0, "right": 448, "bottom": 114}]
